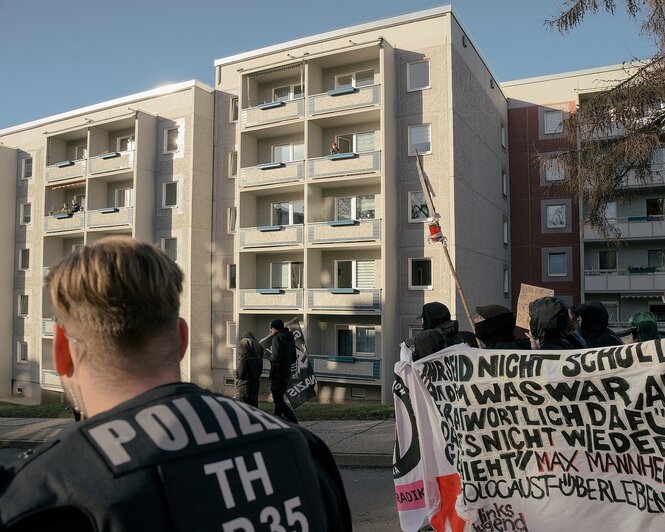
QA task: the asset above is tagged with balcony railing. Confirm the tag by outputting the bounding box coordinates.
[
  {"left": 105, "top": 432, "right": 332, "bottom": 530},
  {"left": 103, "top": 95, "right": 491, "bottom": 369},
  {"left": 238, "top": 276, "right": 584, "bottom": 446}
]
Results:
[
  {"left": 584, "top": 216, "right": 665, "bottom": 240},
  {"left": 86, "top": 206, "right": 133, "bottom": 229},
  {"left": 584, "top": 268, "right": 665, "bottom": 291},
  {"left": 306, "top": 288, "right": 381, "bottom": 311},
  {"left": 241, "top": 98, "right": 304, "bottom": 128},
  {"left": 41, "top": 318, "right": 56, "bottom": 337},
  {"left": 308, "top": 150, "right": 381, "bottom": 180},
  {"left": 238, "top": 289, "right": 304, "bottom": 310},
  {"left": 88, "top": 150, "right": 134, "bottom": 175},
  {"left": 238, "top": 224, "right": 304, "bottom": 249},
  {"left": 45, "top": 159, "right": 85, "bottom": 182},
  {"left": 43, "top": 212, "right": 85, "bottom": 233},
  {"left": 308, "top": 84, "right": 381, "bottom": 116},
  {"left": 307, "top": 219, "right": 381, "bottom": 244},
  {"left": 239, "top": 160, "right": 304, "bottom": 187},
  {"left": 308, "top": 355, "right": 381, "bottom": 381},
  {"left": 41, "top": 369, "right": 63, "bottom": 392}
]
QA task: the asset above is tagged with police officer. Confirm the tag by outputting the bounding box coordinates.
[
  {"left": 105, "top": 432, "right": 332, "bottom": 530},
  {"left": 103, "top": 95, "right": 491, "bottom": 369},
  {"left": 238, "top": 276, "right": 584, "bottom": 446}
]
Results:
[{"left": 0, "top": 237, "right": 351, "bottom": 531}]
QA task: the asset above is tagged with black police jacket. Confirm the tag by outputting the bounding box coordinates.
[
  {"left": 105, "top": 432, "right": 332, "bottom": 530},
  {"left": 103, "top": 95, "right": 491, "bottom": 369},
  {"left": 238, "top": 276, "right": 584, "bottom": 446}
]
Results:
[{"left": 0, "top": 383, "right": 351, "bottom": 532}]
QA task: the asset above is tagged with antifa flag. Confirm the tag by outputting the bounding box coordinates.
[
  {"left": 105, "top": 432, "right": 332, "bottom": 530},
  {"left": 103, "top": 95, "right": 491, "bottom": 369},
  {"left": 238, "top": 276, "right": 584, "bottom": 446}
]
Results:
[{"left": 260, "top": 318, "right": 317, "bottom": 408}]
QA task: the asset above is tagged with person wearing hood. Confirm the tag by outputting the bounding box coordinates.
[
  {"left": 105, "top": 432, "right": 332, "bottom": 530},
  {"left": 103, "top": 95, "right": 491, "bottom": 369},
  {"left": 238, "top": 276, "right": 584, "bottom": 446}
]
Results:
[
  {"left": 241, "top": 329, "right": 265, "bottom": 359},
  {"left": 474, "top": 304, "right": 530, "bottom": 349},
  {"left": 578, "top": 301, "right": 623, "bottom": 347},
  {"left": 268, "top": 319, "right": 298, "bottom": 423},
  {"left": 235, "top": 337, "right": 263, "bottom": 407},
  {"left": 413, "top": 302, "right": 466, "bottom": 361},
  {"left": 528, "top": 296, "right": 571, "bottom": 350},
  {"left": 629, "top": 311, "right": 661, "bottom": 342}
]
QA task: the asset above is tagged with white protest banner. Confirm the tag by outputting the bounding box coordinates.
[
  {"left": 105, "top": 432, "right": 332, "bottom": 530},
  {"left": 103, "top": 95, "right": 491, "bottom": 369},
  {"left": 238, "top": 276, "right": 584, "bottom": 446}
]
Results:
[
  {"left": 515, "top": 284, "right": 554, "bottom": 330},
  {"left": 393, "top": 341, "right": 665, "bottom": 531}
]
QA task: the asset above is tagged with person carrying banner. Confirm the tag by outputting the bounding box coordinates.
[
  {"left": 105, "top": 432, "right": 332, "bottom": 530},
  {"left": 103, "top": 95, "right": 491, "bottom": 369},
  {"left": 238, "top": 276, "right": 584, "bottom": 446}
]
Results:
[
  {"left": 269, "top": 318, "right": 299, "bottom": 423},
  {"left": 578, "top": 300, "right": 624, "bottom": 347},
  {"left": 528, "top": 296, "right": 571, "bottom": 349},
  {"left": 473, "top": 304, "right": 530, "bottom": 349},
  {"left": 235, "top": 337, "right": 262, "bottom": 407},
  {"left": 0, "top": 237, "right": 350, "bottom": 531},
  {"left": 413, "top": 302, "right": 466, "bottom": 361}
]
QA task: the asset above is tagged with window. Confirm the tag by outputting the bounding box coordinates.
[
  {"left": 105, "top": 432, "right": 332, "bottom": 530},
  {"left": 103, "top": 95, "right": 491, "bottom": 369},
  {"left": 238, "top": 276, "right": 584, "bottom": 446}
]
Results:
[
  {"left": 544, "top": 110, "right": 564, "bottom": 134},
  {"left": 74, "top": 144, "right": 87, "bottom": 160},
  {"left": 409, "top": 258, "right": 433, "bottom": 290},
  {"left": 115, "top": 188, "right": 133, "bottom": 208},
  {"left": 271, "top": 201, "right": 304, "bottom": 225},
  {"left": 501, "top": 125, "right": 506, "bottom": 149},
  {"left": 648, "top": 249, "right": 665, "bottom": 269},
  {"left": 163, "top": 182, "right": 178, "bottom": 208},
  {"left": 117, "top": 135, "right": 135, "bottom": 152},
  {"left": 599, "top": 250, "right": 617, "bottom": 270},
  {"left": 647, "top": 198, "right": 665, "bottom": 217},
  {"left": 408, "top": 124, "right": 432, "bottom": 156},
  {"left": 335, "top": 195, "right": 375, "bottom": 220},
  {"left": 272, "top": 143, "right": 304, "bottom": 163},
  {"left": 230, "top": 97, "right": 238, "bottom": 122},
  {"left": 162, "top": 238, "right": 177, "bottom": 262},
  {"left": 271, "top": 262, "right": 303, "bottom": 289},
  {"left": 547, "top": 252, "right": 567, "bottom": 276},
  {"left": 335, "top": 260, "right": 376, "bottom": 288},
  {"left": 336, "top": 326, "right": 376, "bottom": 356},
  {"left": 21, "top": 157, "right": 33, "bottom": 179},
  {"left": 407, "top": 60, "right": 430, "bottom": 91},
  {"left": 226, "top": 322, "right": 237, "bottom": 347},
  {"left": 503, "top": 220, "right": 509, "bottom": 244},
  {"left": 603, "top": 302, "right": 620, "bottom": 325},
  {"left": 544, "top": 157, "right": 565, "bottom": 182},
  {"left": 355, "top": 327, "right": 376, "bottom": 354},
  {"left": 546, "top": 204, "right": 566, "bottom": 228},
  {"left": 335, "top": 69, "right": 374, "bottom": 89},
  {"left": 229, "top": 151, "right": 238, "bottom": 178},
  {"left": 164, "top": 127, "right": 180, "bottom": 154},
  {"left": 335, "top": 131, "right": 375, "bottom": 154},
  {"left": 502, "top": 171, "right": 508, "bottom": 197},
  {"left": 649, "top": 303, "right": 665, "bottom": 321},
  {"left": 20, "top": 203, "right": 31, "bottom": 225},
  {"left": 408, "top": 191, "right": 429, "bottom": 222},
  {"left": 18, "top": 295, "right": 29, "bottom": 317},
  {"left": 227, "top": 207, "right": 237, "bottom": 234},
  {"left": 227, "top": 264, "right": 237, "bottom": 290},
  {"left": 408, "top": 326, "right": 423, "bottom": 339},
  {"left": 16, "top": 341, "right": 28, "bottom": 364},
  {"left": 273, "top": 84, "right": 303, "bottom": 102},
  {"left": 18, "top": 248, "right": 29, "bottom": 271}
]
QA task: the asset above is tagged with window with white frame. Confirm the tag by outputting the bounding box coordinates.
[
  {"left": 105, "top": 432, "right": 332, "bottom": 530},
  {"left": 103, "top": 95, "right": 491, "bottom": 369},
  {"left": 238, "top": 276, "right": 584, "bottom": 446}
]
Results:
[
  {"left": 162, "top": 238, "right": 177, "bottom": 262},
  {"left": 164, "top": 127, "right": 180, "bottom": 154},
  {"left": 335, "top": 69, "right": 374, "bottom": 89},
  {"left": 227, "top": 207, "right": 237, "bottom": 234},
  {"left": 408, "top": 191, "right": 429, "bottom": 222},
  {"left": 117, "top": 135, "right": 135, "bottom": 152},
  {"left": 273, "top": 84, "right": 303, "bottom": 102},
  {"left": 18, "top": 295, "right": 29, "bottom": 317},
  {"left": 115, "top": 187, "right": 133, "bottom": 208},
  {"left": 21, "top": 157, "right": 33, "bottom": 179},
  {"left": 230, "top": 97, "right": 239, "bottom": 122},
  {"left": 229, "top": 151, "right": 238, "bottom": 178},
  {"left": 74, "top": 144, "right": 87, "bottom": 160},
  {"left": 20, "top": 202, "right": 31, "bottom": 225},
  {"left": 502, "top": 171, "right": 508, "bottom": 197},
  {"left": 544, "top": 110, "right": 564, "bottom": 134},
  {"left": 335, "top": 259, "right": 375, "bottom": 289},
  {"left": 227, "top": 264, "right": 236, "bottom": 290},
  {"left": 408, "top": 326, "right": 423, "bottom": 339},
  {"left": 599, "top": 250, "right": 617, "bottom": 270},
  {"left": 226, "top": 322, "right": 237, "bottom": 347},
  {"left": 18, "top": 248, "right": 29, "bottom": 271},
  {"left": 501, "top": 125, "right": 506, "bottom": 149},
  {"left": 271, "top": 262, "right": 303, "bottom": 289},
  {"left": 547, "top": 252, "right": 567, "bottom": 276},
  {"left": 163, "top": 182, "right": 178, "bottom": 208},
  {"left": 408, "top": 124, "right": 431, "bottom": 156},
  {"left": 271, "top": 201, "right": 303, "bottom": 225},
  {"left": 16, "top": 341, "right": 28, "bottom": 364},
  {"left": 335, "top": 131, "right": 375, "bottom": 154},
  {"left": 544, "top": 157, "right": 565, "bottom": 182},
  {"left": 503, "top": 220, "right": 509, "bottom": 244},
  {"left": 272, "top": 143, "right": 304, "bottom": 163},
  {"left": 409, "top": 258, "right": 433, "bottom": 289},
  {"left": 546, "top": 204, "right": 566, "bottom": 228},
  {"left": 335, "top": 195, "right": 375, "bottom": 220},
  {"left": 337, "top": 325, "right": 376, "bottom": 356},
  {"left": 407, "top": 60, "right": 430, "bottom": 92}
]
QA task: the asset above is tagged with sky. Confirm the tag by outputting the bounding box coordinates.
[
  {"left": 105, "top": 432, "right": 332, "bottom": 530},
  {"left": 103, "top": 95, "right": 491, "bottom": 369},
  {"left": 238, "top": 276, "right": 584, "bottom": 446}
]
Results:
[{"left": 0, "top": 0, "right": 658, "bottom": 129}]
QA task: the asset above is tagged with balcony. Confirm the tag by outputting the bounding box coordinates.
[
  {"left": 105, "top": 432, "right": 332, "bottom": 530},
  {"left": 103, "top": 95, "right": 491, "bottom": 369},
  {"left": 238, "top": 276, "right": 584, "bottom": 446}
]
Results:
[
  {"left": 88, "top": 150, "right": 134, "bottom": 175},
  {"left": 239, "top": 160, "right": 304, "bottom": 188},
  {"left": 584, "top": 269, "right": 665, "bottom": 292},
  {"left": 41, "top": 369, "right": 63, "bottom": 392},
  {"left": 241, "top": 98, "right": 304, "bottom": 128},
  {"left": 308, "top": 150, "right": 381, "bottom": 180},
  {"left": 86, "top": 206, "right": 133, "bottom": 229},
  {"left": 307, "top": 219, "right": 381, "bottom": 244},
  {"left": 238, "top": 224, "right": 304, "bottom": 249},
  {"left": 307, "top": 288, "right": 381, "bottom": 311},
  {"left": 41, "top": 318, "right": 56, "bottom": 337},
  {"left": 43, "top": 212, "right": 85, "bottom": 233},
  {"left": 45, "top": 160, "right": 85, "bottom": 182},
  {"left": 308, "top": 84, "right": 381, "bottom": 116},
  {"left": 308, "top": 355, "right": 381, "bottom": 381},
  {"left": 584, "top": 216, "right": 665, "bottom": 240},
  {"left": 238, "top": 289, "right": 303, "bottom": 310}
]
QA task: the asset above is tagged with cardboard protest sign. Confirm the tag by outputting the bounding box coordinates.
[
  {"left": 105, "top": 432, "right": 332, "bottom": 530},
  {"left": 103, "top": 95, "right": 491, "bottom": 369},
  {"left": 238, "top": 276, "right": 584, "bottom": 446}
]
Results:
[
  {"left": 394, "top": 341, "right": 665, "bottom": 531},
  {"left": 515, "top": 283, "right": 554, "bottom": 330}
]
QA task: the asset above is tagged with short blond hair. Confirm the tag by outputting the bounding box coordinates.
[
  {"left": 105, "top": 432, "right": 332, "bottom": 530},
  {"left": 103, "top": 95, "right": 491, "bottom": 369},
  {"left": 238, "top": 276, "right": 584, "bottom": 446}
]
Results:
[{"left": 47, "top": 237, "right": 183, "bottom": 354}]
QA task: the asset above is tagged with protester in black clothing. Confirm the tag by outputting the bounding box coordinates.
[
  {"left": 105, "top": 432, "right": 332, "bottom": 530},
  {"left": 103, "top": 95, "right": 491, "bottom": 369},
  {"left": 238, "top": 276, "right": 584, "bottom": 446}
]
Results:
[
  {"left": 269, "top": 318, "right": 298, "bottom": 423},
  {"left": 0, "top": 237, "right": 351, "bottom": 531},
  {"left": 528, "top": 296, "right": 572, "bottom": 350},
  {"left": 474, "top": 304, "right": 530, "bottom": 349},
  {"left": 565, "top": 306, "right": 587, "bottom": 348},
  {"left": 578, "top": 300, "right": 624, "bottom": 347},
  {"left": 241, "top": 329, "right": 265, "bottom": 359},
  {"left": 413, "top": 302, "right": 466, "bottom": 361},
  {"left": 235, "top": 337, "right": 263, "bottom": 407}
]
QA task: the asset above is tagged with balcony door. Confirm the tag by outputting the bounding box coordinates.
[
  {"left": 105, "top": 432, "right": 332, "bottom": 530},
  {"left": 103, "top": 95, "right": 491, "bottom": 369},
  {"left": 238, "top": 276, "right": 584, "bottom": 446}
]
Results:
[
  {"left": 271, "top": 262, "right": 303, "bottom": 289},
  {"left": 335, "top": 259, "right": 375, "bottom": 288}
]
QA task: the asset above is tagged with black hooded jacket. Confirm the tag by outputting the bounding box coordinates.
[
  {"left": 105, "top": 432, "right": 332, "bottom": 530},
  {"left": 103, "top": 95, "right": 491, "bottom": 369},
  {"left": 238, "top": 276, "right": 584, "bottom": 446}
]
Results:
[
  {"left": 579, "top": 301, "right": 623, "bottom": 348},
  {"left": 414, "top": 302, "right": 465, "bottom": 361},
  {"left": 529, "top": 297, "right": 571, "bottom": 350},
  {"left": 475, "top": 313, "right": 530, "bottom": 350},
  {"left": 269, "top": 327, "right": 296, "bottom": 381}
]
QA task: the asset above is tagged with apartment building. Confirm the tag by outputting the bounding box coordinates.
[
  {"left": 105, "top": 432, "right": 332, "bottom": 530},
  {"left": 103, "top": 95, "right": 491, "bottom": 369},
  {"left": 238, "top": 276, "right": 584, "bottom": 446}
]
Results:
[
  {"left": 213, "top": 6, "right": 511, "bottom": 403},
  {"left": 0, "top": 81, "right": 215, "bottom": 401}
]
